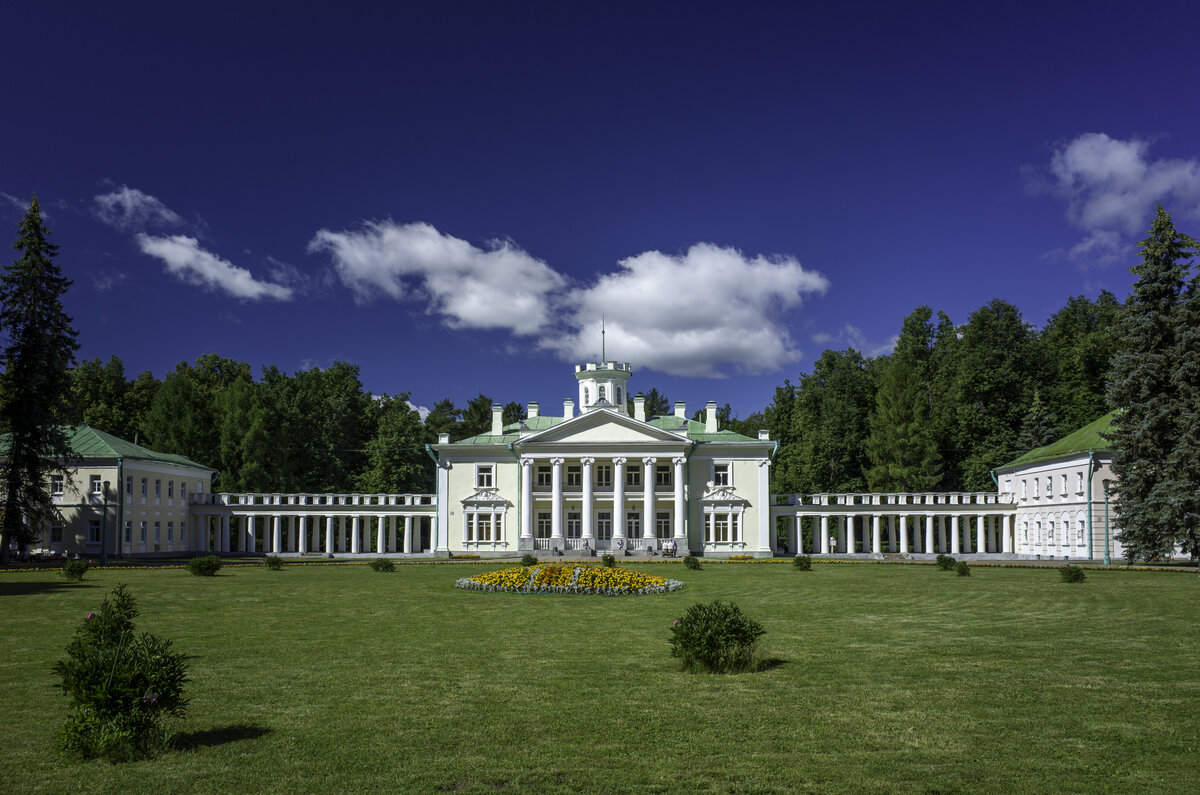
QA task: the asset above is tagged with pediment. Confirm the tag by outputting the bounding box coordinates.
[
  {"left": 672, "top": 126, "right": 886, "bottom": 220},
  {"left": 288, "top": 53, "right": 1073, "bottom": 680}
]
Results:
[
  {"left": 701, "top": 486, "right": 748, "bottom": 504},
  {"left": 520, "top": 409, "right": 688, "bottom": 445},
  {"left": 463, "top": 489, "right": 510, "bottom": 506}
]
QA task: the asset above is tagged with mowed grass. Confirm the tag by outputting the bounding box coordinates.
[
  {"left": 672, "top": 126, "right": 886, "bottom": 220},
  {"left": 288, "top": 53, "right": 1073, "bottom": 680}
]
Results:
[{"left": 2, "top": 561, "right": 1198, "bottom": 793}]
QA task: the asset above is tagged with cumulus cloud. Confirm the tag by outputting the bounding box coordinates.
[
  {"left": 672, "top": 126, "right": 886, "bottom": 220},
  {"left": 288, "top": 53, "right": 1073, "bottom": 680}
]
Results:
[
  {"left": 549, "top": 243, "right": 829, "bottom": 377},
  {"left": 812, "top": 324, "right": 897, "bottom": 357},
  {"left": 1039, "top": 133, "right": 1200, "bottom": 267},
  {"left": 93, "top": 185, "right": 185, "bottom": 231},
  {"left": 308, "top": 220, "right": 566, "bottom": 335},
  {"left": 136, "top": 234, "right": 294, "bottom": 301}
]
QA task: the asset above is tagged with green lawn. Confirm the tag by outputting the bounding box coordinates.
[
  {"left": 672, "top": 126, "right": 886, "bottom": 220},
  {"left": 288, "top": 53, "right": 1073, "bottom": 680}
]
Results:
[{"left": 2, "top": 561, "right": 1197, "bottom": 793}]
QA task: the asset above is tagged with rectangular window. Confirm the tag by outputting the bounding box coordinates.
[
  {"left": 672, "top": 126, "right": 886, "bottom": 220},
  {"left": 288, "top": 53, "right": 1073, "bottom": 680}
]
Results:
[
  {"left": 140, "top": 478, "right": 147, "bottom": 497},
  {"left": 535, "top": 512, "right": 552, "bottom": 539},
  {"left": 1021, "top": 480, "right": 1027, "bottom": 499},
  {"left": 1033, "top": 479, "right": 1039, "bottom": 498},
  {"left": 139, "top": 521, "right": 147, "bottom": 542},
  {"left": 566, "top": 512, "right": 581, "bottom": 538},
  {"left": 712, "top": 513, "right": 730, "bottom": 543},
  {"left": 476, "top": 464, "right": 494, "bottom": 489},
  {"left": 626, "top": 512, "right": 640, "bottom": 537},
  {"left": 1045, "top": 477, "right": 1052, "bottom": 499},
  {"left": 126, "top": 475, "right": 133, "bottom": 495},
  {"left": 155, "top": 479, "right": 161, "bottom": 497},
  {"left": 168, "top": 481, "right": 174, "bottom": 498},
  {"left": 167, "top": 521, "right": 174, "bottom": 541},
  {"left": 50, "top": 474, "right": 64, "bottom": 495},
  {"left": 625, "top": 467, "right": 641, "bottom": 488},
  {"left": 594, "top": 464, "right": 612, "bottom": 488},
  {"left": 656, "top": 512, "right": 671, "bottom": 539},
  {"left": 1076, "top": 472, "right": 1084, "bottom": 493},
  {"left": 536, "top": 466, "right": 552, "bottom": 487},
  {"left": 596, "top": 511, "right": 612, "bottom": 540},
  {"left": 89, "top": 475, "right": 103, "bottom": 495},
  {"left": 475, "top": 513, "right": 492, "bottom": 541},
  {"left": 713, "top": 463, "right": 730, "bottom": 487},
  {"left": 154, "top": 522, "right": 161, "bottom": 543},
  {"left": 88, "top": 520, "right": 101, "bottom": 543},
  {"left": 655, "top": 464, "right": 672, "bottom": 488},
  {"left": 50, "top": 523, "right": 63, "bottom": 543},
  {"left": 1060, "top": 474, "right": 1067, "bottom": 496},
  {"left": 181, "top": 482, "right": 187, "bottom": 501},
  {"left": 565, "top": 465, "right": 582, "bottom": 488},
  {"left": 124, "top": 521, "right": 132, "bottom": 543}
]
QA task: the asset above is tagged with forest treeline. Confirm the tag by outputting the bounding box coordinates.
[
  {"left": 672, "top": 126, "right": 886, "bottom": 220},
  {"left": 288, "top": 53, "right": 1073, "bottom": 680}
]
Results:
[{"left": 68, "top": 292, "right": 1121, "bottom": 496}]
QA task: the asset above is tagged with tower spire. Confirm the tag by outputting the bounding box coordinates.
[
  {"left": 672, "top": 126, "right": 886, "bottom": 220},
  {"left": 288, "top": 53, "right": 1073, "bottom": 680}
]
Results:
[{"left": 601, "top": 315, "right": 606, "bottom": 362}]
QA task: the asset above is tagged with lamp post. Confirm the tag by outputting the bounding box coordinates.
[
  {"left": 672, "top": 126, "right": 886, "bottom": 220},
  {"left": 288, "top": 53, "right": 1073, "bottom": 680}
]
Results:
[
  {"left": 101, "top": 480, "right": 111, "bottom": 567},
  {"left": 1101, "top": 478, "right": 1111, "bottom": 566}
]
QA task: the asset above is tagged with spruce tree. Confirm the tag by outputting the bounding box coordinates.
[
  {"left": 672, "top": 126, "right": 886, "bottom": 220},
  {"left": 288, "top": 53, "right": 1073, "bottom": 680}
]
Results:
[
  {"left": 1016, "top": 390, "right": 1059, "bottom": 453},
  {"left": 1105, "top": 204, "right": 1196, "bottom": 560},
  {"left": 1169, "top": 266, "right": 1200, "bottom": 558},
  {"left": 864, "top": 359, "right": 942, "bottom": 491},
  {"left": 0, "top": 197, "right": 79, "bottom": 561}
]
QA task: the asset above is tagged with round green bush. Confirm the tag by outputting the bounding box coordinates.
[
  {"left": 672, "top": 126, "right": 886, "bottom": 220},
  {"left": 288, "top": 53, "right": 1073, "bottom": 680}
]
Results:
[
  {"left": 669, "top": 600, "right": 765, "bottom": 674},
  {"left": 792, "top": 555, "right": 812, "bottom": 571},
  {"left": 1059, "top": 564, "right": 1086, "bottom": 583},
  {"left": 601, "top": 553, "right": 616, "bottom": 568},
  {"left": 61, "top": 558, "right": 90, "bottom": 581},
  {"left": 186, "top": 555, "right": 222, "bottom": 577},
  {"left": 264, "top": 555, "right": 284, "bottom": 570},
  {"left": 936, "top": 554, "right": 957, "bottom": 571},
  {"left": 369, "top": 558, "right": 395, "bottom": 572},
  {"left": 520, "top": 553, "right": 539, "bottom": 567},
  {"left": 683, "top": 555, "right": 702, "bottom": 570},
  {"left": 955, "top": 560, "right": 971, "bottom": 577}
]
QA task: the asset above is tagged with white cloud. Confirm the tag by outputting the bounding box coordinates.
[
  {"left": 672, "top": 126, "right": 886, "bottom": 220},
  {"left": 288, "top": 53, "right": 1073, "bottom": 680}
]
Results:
[
  {"left": 136, "top": 234, "right": 294, "bottom": 301},
  {"left": 308, "top": 220, "right": 566, "bottom": 335},
  {"left": 549, "top": 243, "right": 829, "bottom": 377},
  {"left": 812, "top": 324, "right": 897, "bottom": 357},
  {"left": 408, "top": 401, "right": 431, "bottom": 422},
  {"left": 93, "top": 185, "right": 185, "bottom": 231},
  {"left": 1041, "top": 133, "right": 1200, "bottom": 266}
]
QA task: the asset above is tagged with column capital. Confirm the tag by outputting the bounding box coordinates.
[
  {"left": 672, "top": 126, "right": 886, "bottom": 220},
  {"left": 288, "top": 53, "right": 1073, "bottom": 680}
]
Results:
[
  {"left": 437, "top": 460, "right": 452, "bottom": 470},
  {"left": 580, "top": 456, "right": 596, "bottom": 466},
  {"left": 642, "top": 456, "right": 657, "bottom": 466},
  {"left": 520, "top": 457, "right": 535, "bottom": 469},
  {"left": 758, "top": 458, "right": 771, "bottom": 468},
  {"left": 672, "top": 456, "right": 686, "bottom": 466},
  {"left": 612, "top": 456, "right": 627, "bottom": 466},
  {"left": 550, "top": 457, "right": 565, "bottom": 466}
]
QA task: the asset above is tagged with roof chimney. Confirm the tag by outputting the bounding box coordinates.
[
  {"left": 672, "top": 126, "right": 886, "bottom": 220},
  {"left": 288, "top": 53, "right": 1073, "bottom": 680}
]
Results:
[
  {"left": 674, "top": 401, "right": 686, "bottom": 420},
  {"left": 705, "top": 401, "right": 718, "bottom": 434},
  {"left": 563, "top": 398, "right": 574, "bottom": 419},
  {"left": 528, "top": 401, "right": 539, "bottom": 418},
  {"left": 438, "top": 433, "right": 450, "bottom": 444},
  {"left": 758, "top": 429, "right": 770, "bottom": 441},
  {"left": 634, "top": 394, "right": 646, "bottom": 422},
  {"left": 491, "top": 403, "right": 503, "bottom": 436}
]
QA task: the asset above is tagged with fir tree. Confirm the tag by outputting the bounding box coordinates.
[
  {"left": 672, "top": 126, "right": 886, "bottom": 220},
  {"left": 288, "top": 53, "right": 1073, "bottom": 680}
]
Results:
[
  {"left": 1016, "top": 390, "right": 1059, "bottom": 452},
  {"left": 0, "top": 197, "right": 80, "bottom": 561},
  {"left": 1106, "top": 204, "right": 1196, "bottom": 560},
  {"left": 1169, "top": 266, "right": 1200, "bottom": 557},
  {"left": 864, "top": 359, "right": 942, "bottom": 491}
]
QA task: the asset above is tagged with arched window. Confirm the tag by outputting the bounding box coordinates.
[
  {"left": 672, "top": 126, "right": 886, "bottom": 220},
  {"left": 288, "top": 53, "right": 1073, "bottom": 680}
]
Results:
[
  {"left": 583, "top": 387, "right": 590, "bottom": 405},
  {"left": 616, "top": 387, "right": 622, "bottom": 405},
  {"left": 599, "top": 385, "right": 606, "bottom": 401}
]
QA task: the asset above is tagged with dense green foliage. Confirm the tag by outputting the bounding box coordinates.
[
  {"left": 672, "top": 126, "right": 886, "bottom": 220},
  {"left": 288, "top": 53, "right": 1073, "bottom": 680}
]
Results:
[
  {"left": 520, "top": 554, "right": 538, "bottom": 566},
  {"left": 792, "top": 554, "right": 811, "bottom": 571},
  {"left": 683, "top": 554, "right": 701, "bottom": 570},
  {"left": 61, "top": 558, "right": 89, "bottom": 581},
  {"left": 187, "top": 555, "right": 222, "bottom": 576},
  {"left": 0, "top": 197, "right": 79, "bottom": 561},
  {"left": 935, "top": 554, "right": 956, "bottom": 571},
  {"left": 669, "top": 599, "right": 765, "bottom": 673},
  {"left": 601, "top": 553, "right": 616, "bottom": 568},
  {"left": 955, "top": 561, "right": 971, "bottom": 577},
  {"left": 264, "top": 555, "right": 283, "bottom": 570},
  {"left": 1106, "top": 205, "right": 1200, "bottom": 560},
  {"left": 53, "top": 585, "right": 189, "bottom": 761},
  {"left": 369, "top": 558, "right": 395, "bottom": 572},
  {"left": 1059, "top": 565, "right": 1086, "bottom": 583}
]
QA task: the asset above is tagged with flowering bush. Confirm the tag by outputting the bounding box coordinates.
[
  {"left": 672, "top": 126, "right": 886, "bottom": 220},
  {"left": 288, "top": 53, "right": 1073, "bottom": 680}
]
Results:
[
  {"left": 455, "top": 564, "right": 683, "bottom": 596},
  {"left": 53, "top": 585, "right": 189, "bottom": 761},
  {"left": 728, "top": 554, "right": 754, "bottom": 561},
  {"left": 669, "top": 600, "right": 765, "bottom": 674},
  {"left": 61, "top": 558, "right": 89, "bottom": 581}
]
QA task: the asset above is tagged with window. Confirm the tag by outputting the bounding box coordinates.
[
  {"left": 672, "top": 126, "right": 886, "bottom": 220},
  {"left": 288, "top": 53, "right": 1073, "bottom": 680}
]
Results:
[
  {"left": 710, "top": 513, "right": 731, "bottom": 543},
  {"left": 88, "top": 520, "right": 101, "bottom": 543},
  {"left": 168, "top": 481, "right": 174, "bottom": 498},
  {"left": 596, "top": 512, "right": 612, "bottom": 540},
  {"left": 1021, "top": 480, "right": 1027, "bottom": 499},
  {"left": 1076, "top": 472, "right": 1084, "bottom": 493},
  {"left": 139, "top": 522, "right": 147, "bottom": 542},
  {"left": 89, "top": 475, "right": 103, "bottom": 495},
  {"left": 625, "top": 467, "right": 641, "bottom": 488},
  {"left": 655, "top": 464, "right": 672, "bottom": 488},
  {"left": 1032, "top": 479, "right": 1039, "bottom": 498},
  {"left": 167, "top": 521, "right": 174, "bottom": 541},
  {"left": 154, "top": 522, "right": 161, "bottom": 543},
  {"left": 124, "top": 521, "right": 132, "bottom": 543},
  {"left": 566, "top": 512, "right": 581, "bottom": 538},
  {"left": 598, "top": 385, "right": 606, "bottom": 402},
  {"left": 536, "top": 465, "right": 552, "bottom": 487},
  {"left": 476, "top": 464, "right": 494, "bottom": 489},
  {"left": 713, "top": 463, "right": 730, "bottom": 487},
  {"left": 626, "top": 512, "right": 640, "bottom": 537},
  {"left": 1045, "top": 477, "right": 1052, "bottom": 499},
  {"left": 50, "top": 523, "right": 63, "bottom": 543},
  {"left": 155, "top": 479, "right": 161, "bottom": 497},
  {"left": 140, "top": 478, "right": 147, "bottom": 497},
  {"left": 50, "top": 475, "right": 64, "bottom": 495},
  {"left": 656, "top": 512, "right": 671, "bottom": 539},
  {"left": 535, "top": 512, "right": 551, "bottom": 539},
  {"left": 583, "top": 387, "right": 590, "bottom": 405},
  {"left": 566, "top": 465, "right": 582, "bottom": 488},
  {"left": 615, "top": 387, "right": 622, "bottom": 404},
  {"left": 1060, "top": 474, "right": 1067, "bottom": 496},
  {"left": 1048, "top": 520, "right": 1055, "bottom": 544},
  {"left": 595, "top": 464, "right": 612, "bottom": 488},
  {"left": 471, "top": 513, "right": 493, "bottom": 542},
  {"left": 180, "top": 482, "right": 187, "bottom": 501},
  {"left": 125, "top": 475, "right": 132, "bottom": 495}
]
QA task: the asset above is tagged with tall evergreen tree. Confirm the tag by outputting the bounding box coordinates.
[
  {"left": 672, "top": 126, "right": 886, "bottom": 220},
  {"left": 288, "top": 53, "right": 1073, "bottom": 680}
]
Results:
[
  {"left": 1016, "top": 390, "right": 1059, "bottom": 453},
  {"left": 1106, "top": 204, "right": 1197, "bottom": 560},
  {"left": 1168, "top": 264, "right": 1200, "bottom": 558},
  {"left": 788, "top": 349, "right": 876, "bottom": 492},
  {"left": 864, "top": 359, "right": 942, "bottom": 491},
  {"left": 0, "top": 197, "right": 80, "bottom": 561},
  {"left": 1038, "top": 292, "right": 1122, "bottom": 432}
]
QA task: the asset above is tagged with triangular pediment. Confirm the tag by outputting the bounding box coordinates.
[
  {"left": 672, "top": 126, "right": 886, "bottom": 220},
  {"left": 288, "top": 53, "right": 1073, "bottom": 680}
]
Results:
[
  {"left": 520, "top": 408, "right": 688, "bottom": 445},
  {"left": 700, "top": 486, "right": 748, "bottom": 504},
  {"left": 463, "top": 488, "right": 510, "bottom": 506}
]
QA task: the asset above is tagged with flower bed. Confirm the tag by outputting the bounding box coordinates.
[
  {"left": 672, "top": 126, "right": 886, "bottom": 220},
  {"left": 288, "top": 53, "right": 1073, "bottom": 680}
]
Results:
[{"left": 454, "top": 564, "right": 684, "bottom": 595}]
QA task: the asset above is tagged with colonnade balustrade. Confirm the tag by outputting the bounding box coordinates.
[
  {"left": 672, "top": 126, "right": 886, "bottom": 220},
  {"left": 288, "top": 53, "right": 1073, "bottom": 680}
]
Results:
[
  {"left": 185, "top": 492, "right": 436, "bottom": 556},
  {"left": 772, "top": 491, "right": 1018, "bottom": 557}
]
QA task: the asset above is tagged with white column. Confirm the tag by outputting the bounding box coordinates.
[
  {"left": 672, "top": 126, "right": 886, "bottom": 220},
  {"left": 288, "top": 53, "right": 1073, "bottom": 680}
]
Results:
[
  {"left": 404, "top": 516, "right": 413, "bottom": 554},
  {"left": 612, "top": 458, "right": 626, "bottom": 546},
  {"left": 820, "top": 514, "right": 829, "bottom": 554},
  {"left": 642, "top": 457, "right": 656, "bottom": 546},
  {"left": 951, "top": 515, "right": 960, "bottom": 554},
  {"left": 297, "top": 516, "right": 307, "bottom": 554},
  {"left": 325, "top": 516, "right": 335, "bottom": 555},
  {"left": 520, "top": 458, "right": 533, "bottom": 542},
  {"left": 376, "top": 517, "right": 385, "bottom": 554},
  {"left": 871, "top": 514, "right": 881, "bottom": 554},
  {"left": 243, "top": 516, "right": 255, "bottom": 553},
  {"left": 581, "top": 457, "right": 595, "bottom": 543},
  {"left": 673, "top": 456, "right": 686, "bottom": 549},
  {"left": 925, "top": 515, "right": 934, "bottom": 555},
  {"left": 976, "top": 513, "right": 985, "bottom": 554},
  {"left": 550, "top": 457, "right": 564, "bottom": 543},
  {"left": 351, "top": 516, "right": 362, "bottom": 554},
  {"left": 1002, "top": 513, "right": 1013, "bottom": 554},
  {"left": 899, "top": 515, "right": 909, "bottom": 554}
]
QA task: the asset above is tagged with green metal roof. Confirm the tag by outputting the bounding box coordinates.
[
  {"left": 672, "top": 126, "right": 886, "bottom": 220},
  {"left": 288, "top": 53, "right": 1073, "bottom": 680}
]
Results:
[
  {"left": 450, "top": 412, "right": 759, "bottom": 445},
  {"left": 996, "top": 411, "right": 1116, "bottom": 472},
  {"left": 0, "top": 425, "right": 214, "bottom": 470}
]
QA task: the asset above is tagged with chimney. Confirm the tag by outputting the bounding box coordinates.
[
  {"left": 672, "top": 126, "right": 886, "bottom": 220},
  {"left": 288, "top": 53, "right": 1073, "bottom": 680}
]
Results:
[
  {"left": 438, "top": 433, "right": 450, "bottom": 444},
  {"left": 564, "top": 398, "right": 574, "bottom": 419},
  {"left": 705, "top": 401, "right": 718, "bottom": 433},
  {"left": 674, "top": 401, "right": 686, "bottom": 420},
  {"left": 634, "top": 394, "right": 646, "bottom": 422},
  {"left": 758, "top": 429, "right": 770, "bottom": 441},
  {"left": 491, "top": 404, "right": 503, "bottom": 436},
  {"left": 528, "top": 401, "right": 539, "bottom": 418}
]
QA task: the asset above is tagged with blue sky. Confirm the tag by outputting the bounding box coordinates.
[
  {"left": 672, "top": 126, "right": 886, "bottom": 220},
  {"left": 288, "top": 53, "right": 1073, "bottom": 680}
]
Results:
[{"left": 4, "top": 1, "right": 1200, "bottom": 419}]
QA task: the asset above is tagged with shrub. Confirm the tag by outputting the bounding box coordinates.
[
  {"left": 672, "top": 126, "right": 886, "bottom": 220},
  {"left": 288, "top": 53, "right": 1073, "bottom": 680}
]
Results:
[
  {"left": 61, "top": 558, "right": 89, "bottom": 581},
  {"left": 264, "top": 556, "right": 284, "bottom": 570},
  {"left": 792, "top": 555, "right": 812, "bottom": 571},
  {"left": 186, "top": 555, "right": 221, "bottom": 577},
  {"left": 369, "top": 558, "right": 395, "bottom": 572},
  {"left": 53, "top": 584, "right": 189, "bottom": 761},
  {"left": 670, "top": 600, "right": 765, "bottom": 674},
  {"left": 520, "top": 554, "right": 539, "bottom": 567},
  {"left": 601, "top": 553, "right": 616, "bottom": 568},
  {"left": 1059, "top": 564, "right": 1086, "bottom": 583},
  {"left": 955, "top": 561, "right": 970, "bottom": 577},
  {"left": 683, "top": 555, "right": 702, "bottom": 570},
  {"left": 935, "top": 554, "right": 956, "bottom": 571}
]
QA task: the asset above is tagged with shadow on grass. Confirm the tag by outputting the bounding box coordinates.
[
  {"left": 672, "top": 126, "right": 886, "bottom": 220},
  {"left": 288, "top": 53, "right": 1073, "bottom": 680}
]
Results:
[
  {"left": 178, "top": 724, "right": 271, "bottom": 750},
  {"left": 0, "top": 579, "right": 99, "bottom": 597},
  {"left": 755, "top": 657, "right": 787, "bottom": 673}
]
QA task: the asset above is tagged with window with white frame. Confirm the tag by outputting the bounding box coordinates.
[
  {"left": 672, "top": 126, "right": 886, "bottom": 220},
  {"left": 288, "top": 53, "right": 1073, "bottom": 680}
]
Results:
[
  {"left": 1076, "top": 511, "right": 1085, "bottom": 544},
  {"left": 535, "top": 512, "right": 551, "bottom": 538},
  {"left": 596, "top": 511, "right": 612, "bottom": 540},
  {"left": 655, "top": 512, "right": 671, "bottom": 539},
  {"left": 1022, "top": 521, "right": 1029, "bottom": 544},
  {"left": 625, "top": 467, "right": 641, "bottom": 488},
  {"left": 1048, "top": 520, "right": 1055, "bottom": 544},
  {"left": 476, "top": 464, "right": 494, "bottom": 489},
  {"left": 1045, "top": 477, "right": 1052, "bottom": 499},
  {"left": 655, "top": 464, "right": 672, "bottom": 487},
  {"left": 566, "top": 512, "right": 581, "bottom": 538},
  {"left": 708, "top": 513, "right": 731, "bottom": 543},
  {"left": 89, "top": 475, "right": 102, "bottom": 495},
  {"left": 598, "top": 385, "right": 607, "bottom": 402},
  {"left": 467, "top": 512, "right": 494, "bottom": 542},
  {"left": 139, "top": 521, "right": 147, "bottom": 542},
  {"left": 126, "top": 475, "right": 132, "bottom": 495},
  {"left": 124, "top": 521, "right": 132, "bottom": 543},
  {"left": 713, "top": 463, "right": 730, "bottom": 487},
  {"left": 51, "top": 474, "right": 64, "bottom": 495},
  {"left": 595, "top": 464, "right": 612, "bottom": 488},
  {"left": 566, "top": 465, "right": 582, "bottom": 488},
  {"left": 1033, "top": 479, "right": 1039, "bottom": 498},
  {"left": 536, "top": 465, "right": 552, "bottom": 487},
  {"left": 616, "top": 387, "right": 622, "bottom": 404},
  {"left": 88, "top": 520, "right": 101, "bottom": 543},
  {"left": 626, "top": 512, "right": 640, "bottom": 537},
  {"left": 181, "top": 482, "right": 187, "bottom": 501},
  {"left": 1060, "top": 474, "right": 1067, "bottom": 496},
  {"left": 140, "top": 478, "right": 147, "bottom": 497},
  {"left": 1076, "top": 472, "right": 1084, "bottom": 493},
  {"left": 583, "top": 387, "right": 590, "bottom": 405},
  {"left": 1021, "top": 480, "right": 1028, "bottom": 499}
]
